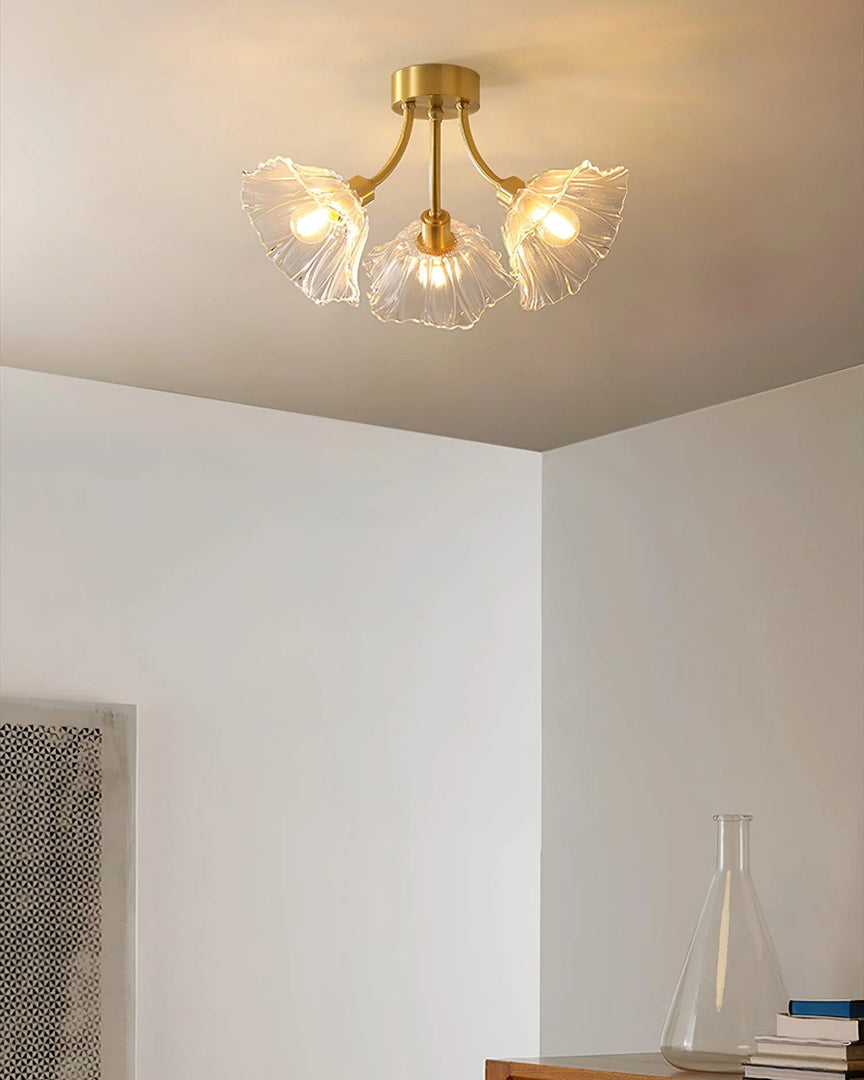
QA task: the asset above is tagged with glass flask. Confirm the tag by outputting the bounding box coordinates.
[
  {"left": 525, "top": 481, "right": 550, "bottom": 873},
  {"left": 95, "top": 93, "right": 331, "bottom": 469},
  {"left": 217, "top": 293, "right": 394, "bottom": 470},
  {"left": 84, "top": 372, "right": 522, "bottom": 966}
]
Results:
[{"left": 661, "top": 815, "right": 787, "bottom": 1072}]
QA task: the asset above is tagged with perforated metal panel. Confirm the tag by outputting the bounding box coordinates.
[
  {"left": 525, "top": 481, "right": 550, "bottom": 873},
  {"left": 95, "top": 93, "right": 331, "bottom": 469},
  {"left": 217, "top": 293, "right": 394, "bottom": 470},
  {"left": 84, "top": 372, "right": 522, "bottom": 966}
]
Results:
[{"left": 0, "top": 702, "right": 135, "bottom": 1080}]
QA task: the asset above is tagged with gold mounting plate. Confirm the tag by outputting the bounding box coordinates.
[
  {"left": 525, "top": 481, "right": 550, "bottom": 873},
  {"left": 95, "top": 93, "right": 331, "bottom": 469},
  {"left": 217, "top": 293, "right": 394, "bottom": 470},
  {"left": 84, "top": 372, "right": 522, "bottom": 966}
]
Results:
[{"left": 391, "top": 63, "right": 480, "bottom": 118}]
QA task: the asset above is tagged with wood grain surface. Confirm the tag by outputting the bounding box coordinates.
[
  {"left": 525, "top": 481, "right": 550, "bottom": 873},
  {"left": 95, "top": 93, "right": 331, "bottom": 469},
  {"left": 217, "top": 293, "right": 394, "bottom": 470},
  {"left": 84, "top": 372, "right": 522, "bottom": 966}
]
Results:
[{"left": 486, "top": 1052, "right": 709, "bottom": 1080}]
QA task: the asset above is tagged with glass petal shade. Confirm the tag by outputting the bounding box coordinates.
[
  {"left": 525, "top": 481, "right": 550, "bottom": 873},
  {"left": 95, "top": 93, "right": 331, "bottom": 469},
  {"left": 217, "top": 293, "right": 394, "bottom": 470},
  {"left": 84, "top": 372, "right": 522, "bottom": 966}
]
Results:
[
  {"left": 241, "top": 157, "right": 368, "bottom": 306},
  {"left": 503, "top": 161, "right": 628, "bottom": 311},
  {"left": 364, "top": 219, "right": 515, "bottom": 330}
]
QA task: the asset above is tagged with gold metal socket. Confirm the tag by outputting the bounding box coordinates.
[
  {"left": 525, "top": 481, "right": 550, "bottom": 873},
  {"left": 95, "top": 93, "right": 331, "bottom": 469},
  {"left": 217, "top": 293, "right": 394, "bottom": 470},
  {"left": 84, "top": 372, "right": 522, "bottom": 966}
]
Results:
[
  {"left": 496, "top": 176, "right": 527, "bottom": 206},
  {"left": 347, "top": 175, "right": 376, "bottom": 207},
  {"left": 418, "top": 209, "right": 455, "bottom": 254},
  {"left": 391, "top": 63, "right": 480, "bottom": 119}
]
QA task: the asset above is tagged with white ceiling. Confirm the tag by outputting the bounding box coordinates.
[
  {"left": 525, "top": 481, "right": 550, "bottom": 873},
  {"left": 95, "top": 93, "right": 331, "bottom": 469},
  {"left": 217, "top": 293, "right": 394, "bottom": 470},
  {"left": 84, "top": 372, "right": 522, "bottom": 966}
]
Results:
[{"left": 2, "top": 0, "right": 862, "bottom": 450}]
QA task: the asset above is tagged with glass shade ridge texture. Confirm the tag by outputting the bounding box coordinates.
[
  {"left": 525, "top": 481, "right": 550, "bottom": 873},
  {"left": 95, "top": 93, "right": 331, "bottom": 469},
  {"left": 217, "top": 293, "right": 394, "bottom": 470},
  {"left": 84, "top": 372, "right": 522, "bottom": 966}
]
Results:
[
  {"left": 503, "top": 161, "right": 628, "bottom": 310},
  {"left": 364, "top": 218, "right": 515, "bottom": 330},
  {"left": 661, "top": 815, "right": 787, "bottom": 1073},
  {"left": 241, "top": 158, "right": 369, "bottom": 305}
]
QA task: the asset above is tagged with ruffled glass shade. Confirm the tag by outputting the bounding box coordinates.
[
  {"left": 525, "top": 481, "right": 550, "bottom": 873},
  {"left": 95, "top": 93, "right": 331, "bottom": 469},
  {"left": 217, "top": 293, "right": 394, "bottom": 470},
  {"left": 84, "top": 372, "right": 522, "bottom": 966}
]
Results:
[
  {"left": 364, "top": 219, "right": 515, "bottom": 330},
  {"left": 502, "top": 162, "right": 628, "bottom": 311},
  {"left": 241, "top": 157, "right": 368, "bottom": 306}
]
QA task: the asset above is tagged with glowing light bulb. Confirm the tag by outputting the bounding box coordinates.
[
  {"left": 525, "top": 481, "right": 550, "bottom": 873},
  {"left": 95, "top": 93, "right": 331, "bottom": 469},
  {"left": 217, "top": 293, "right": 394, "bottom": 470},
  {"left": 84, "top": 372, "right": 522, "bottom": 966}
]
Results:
[
  {"left": 290, "top": 205, "right": 336, "bottom": 244},
  {"left": 429, "top": 260, "right": 448, "bottom": 288},
  {"left": 538, "top": 207, "right": 580, "bottom": 247},
  {"left": 519, "top": 195, "right": 579, "bottom": 247},
  {"left": 417, "top": 258, "right": 449, "bottom": 288}
]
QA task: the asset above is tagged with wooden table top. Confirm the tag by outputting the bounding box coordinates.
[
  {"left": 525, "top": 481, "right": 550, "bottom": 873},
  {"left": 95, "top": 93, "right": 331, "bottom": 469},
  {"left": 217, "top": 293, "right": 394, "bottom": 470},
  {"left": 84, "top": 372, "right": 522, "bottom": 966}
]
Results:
[{"left": 486, "top": 1052, "right": 715, "bottom": 1080}]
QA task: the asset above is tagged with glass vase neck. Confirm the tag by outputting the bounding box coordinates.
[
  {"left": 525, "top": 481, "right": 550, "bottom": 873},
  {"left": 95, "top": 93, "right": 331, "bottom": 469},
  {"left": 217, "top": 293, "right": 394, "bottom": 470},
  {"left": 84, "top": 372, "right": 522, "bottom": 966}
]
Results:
[{"left": 714, "top": 814, "right": 751, "bottom": 870}]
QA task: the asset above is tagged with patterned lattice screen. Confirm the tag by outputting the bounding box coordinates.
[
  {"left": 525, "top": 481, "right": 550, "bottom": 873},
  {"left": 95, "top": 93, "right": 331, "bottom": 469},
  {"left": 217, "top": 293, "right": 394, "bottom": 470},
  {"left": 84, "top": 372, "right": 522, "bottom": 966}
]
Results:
[
  {"left": 0, "top": 702, "right": 135, "bottom": 1080},
  {"left": 0, "top": 724, "right": 103, "bottom": 1077}
]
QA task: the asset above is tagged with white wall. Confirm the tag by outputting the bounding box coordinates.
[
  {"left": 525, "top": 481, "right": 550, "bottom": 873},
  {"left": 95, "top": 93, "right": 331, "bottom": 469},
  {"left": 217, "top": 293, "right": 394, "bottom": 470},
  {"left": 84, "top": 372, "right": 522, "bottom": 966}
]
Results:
[
  {"left": 541, "top": 366, "right": 864, "bottom": 1053},
  {"left": 0, "top": 369, "right": 542, "bottom": 1080},
  {"left": 4, "top": 365, "right": 862, "bottom": 1071}
]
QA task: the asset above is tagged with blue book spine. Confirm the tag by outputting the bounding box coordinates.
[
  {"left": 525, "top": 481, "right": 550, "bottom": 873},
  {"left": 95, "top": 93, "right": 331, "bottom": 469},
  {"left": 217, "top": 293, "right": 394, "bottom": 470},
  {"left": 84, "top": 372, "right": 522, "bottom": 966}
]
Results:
[{"left": 789, "top": 999, "right": 864, "bottom": 1019}]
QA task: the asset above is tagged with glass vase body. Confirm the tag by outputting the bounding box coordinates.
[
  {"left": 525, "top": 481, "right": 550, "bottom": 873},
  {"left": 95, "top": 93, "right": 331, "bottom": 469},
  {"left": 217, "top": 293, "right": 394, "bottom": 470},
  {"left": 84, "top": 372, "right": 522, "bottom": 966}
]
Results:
[{"left": 660, "top": 815, "right": 787, "bottom": 1073}]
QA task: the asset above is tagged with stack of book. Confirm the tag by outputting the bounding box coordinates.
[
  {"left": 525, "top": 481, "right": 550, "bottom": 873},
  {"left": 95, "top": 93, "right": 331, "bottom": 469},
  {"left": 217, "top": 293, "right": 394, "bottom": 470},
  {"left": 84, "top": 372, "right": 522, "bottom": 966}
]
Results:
[{"left": 745, "top": 1000, "right": 864, "bottom": 1080}]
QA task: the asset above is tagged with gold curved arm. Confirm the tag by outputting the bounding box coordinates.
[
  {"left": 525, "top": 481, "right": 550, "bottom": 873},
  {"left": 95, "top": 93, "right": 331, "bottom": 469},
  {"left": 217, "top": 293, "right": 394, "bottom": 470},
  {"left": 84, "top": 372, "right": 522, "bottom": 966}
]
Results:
[
  {"left": 457, "top": 101, "right": 525, "bottom": 206},
  {"left": 348, "top": 102, "right": 416, "bottom": 206}
]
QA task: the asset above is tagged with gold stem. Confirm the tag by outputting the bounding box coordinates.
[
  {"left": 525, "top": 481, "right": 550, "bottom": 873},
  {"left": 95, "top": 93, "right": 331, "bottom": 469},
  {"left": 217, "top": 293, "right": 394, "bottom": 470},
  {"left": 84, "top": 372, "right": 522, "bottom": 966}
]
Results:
[
  {"left": 428, "top": 99, "right": 444, "bottom": 218},
  {"left": 419, "top": 99, "right": 454, "bottom": 254},
  {"left": 457, "top": 101, "right": 526, "bottom": 206}
]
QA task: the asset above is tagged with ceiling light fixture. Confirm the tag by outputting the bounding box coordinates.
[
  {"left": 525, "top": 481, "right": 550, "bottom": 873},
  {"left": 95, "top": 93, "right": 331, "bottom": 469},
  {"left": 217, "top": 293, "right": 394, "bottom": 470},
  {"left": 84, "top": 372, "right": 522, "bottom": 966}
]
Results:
[{"left": 241, "top": 63, "right": 629, "bottom": 330}]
